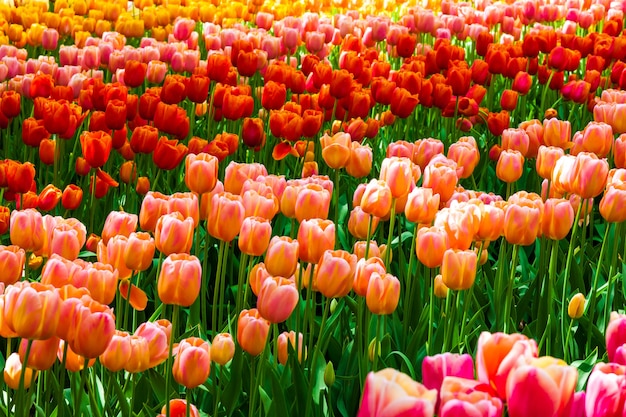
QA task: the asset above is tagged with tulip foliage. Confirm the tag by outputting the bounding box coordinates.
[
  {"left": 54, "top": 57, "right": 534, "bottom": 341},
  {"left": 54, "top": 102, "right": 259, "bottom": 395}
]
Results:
[{"left": 0, "top": 0, "right": 626, "bottom": 416}]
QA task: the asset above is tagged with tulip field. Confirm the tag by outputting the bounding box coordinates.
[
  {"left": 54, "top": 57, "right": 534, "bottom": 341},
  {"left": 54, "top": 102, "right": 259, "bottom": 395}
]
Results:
[{"left": 3, "top": 0, "right": 626, "bottom": 415}]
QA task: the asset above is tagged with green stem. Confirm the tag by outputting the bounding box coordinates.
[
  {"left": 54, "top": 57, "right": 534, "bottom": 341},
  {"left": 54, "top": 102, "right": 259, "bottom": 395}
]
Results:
[
  {"left": 74, "top": 358, "right": 90, "bottom": 417},
  {"left": 586, "top": 226, "right": 611, "bottom": 352},
  {"left": 385, "top": 199, "right": 397, "bottom": 269},
  {"left": 603, "top": 222, "right": 623, "bottom": 336},
  {"left": 560, "top": 202, "right": 583, "bottom": 353},
  {"left": 503, "top": 245, "right": 520, "bottom": 334},
  {"left": 402, "top": 226, "right": 418, "bottom": 338},
  {"left": 305, "top": 296, "right": 331, "bottom": 417},
  {"left": 371, "top": 314, "right": 384, "bottom": 372},
  {"left": 236, "top": 253, "right": 249, "bottom": 314},
  {"left": 427, "top": 268, "right": 435, "bottom": 355},
  {"left": 17, "top": 339, "right": 33, "bottom": 417},
  {"left": 165, "top": 305, "right": 180, "bottom": 417},
  {"left": 212, "top": 240, "right": 226, "bottom": 336}
]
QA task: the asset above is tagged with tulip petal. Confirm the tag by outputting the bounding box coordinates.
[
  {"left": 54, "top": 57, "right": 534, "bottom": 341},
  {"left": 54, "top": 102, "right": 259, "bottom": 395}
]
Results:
[
  {"left": 119, "top": 281, "right": 148, "bottom": 311},
  {"left": 272, "top": 142, "right": 293, "bottom": 161}
]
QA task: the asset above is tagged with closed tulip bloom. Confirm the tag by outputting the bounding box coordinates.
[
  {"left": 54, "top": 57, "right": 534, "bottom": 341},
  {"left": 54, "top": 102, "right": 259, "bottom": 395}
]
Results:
[
  {"left": 501, "top": 129, "right": 530, "bottom": 157},
  {"left": 277, "top": 331, "right": 306, "bottom": 365},
  {"left": 348, "top": 207, "right": 379, "bottom": 240},
  {"left": 207, "top": 193, "right": 246, "bottom": 242},
  {"left": 506, "top": 357, "right": 577, "bottom": 417},
  {"left": 4, "top": 353, "right": 37, "bottom": 390},
  {"left": 422, "top": 158, "right": 458, "bottom": 203},
  {"left": 73, "top": 262, "right": 118, "bottom": 305},
  {"left": 224, "top": 162, "right": 268, "bottom": 196},
  {"left": 503, "top": 201, "right": 542, "bottom": 246},
  {"left": 158, "top": 254, "right": 202, "bottom": 307},
  {"left": 316, "top": 250, "right": 357, "bottom": 299},
  {"left": 265, "top": 236, "right": 299, "bottom": 278},
  {"left": 69, "top": 299, "right": 116, "bottom": 359},
  {"left": 185, "top": 153, "right": 219, "bottom": 195},
  {"left": 568, "top": 293, "right": 585, "bottom": 319},
  {"left": 404, "top": 188, "right": 440, "bottom": 225},
  {"left": 237, "top": 216, "right": 271, "bottom": 257},
  {"left": 541, "top": 198, "right": 574, "bottom": 240},
  {"left": 366, "top": 272, "right": 400, "bottom": 315},
  {"left": 152, "top": 137, "right": 188, "bottom": 170},
  {"left": 101, "top": 211, "right": 138, "bottom": 245},
  {"left": 168, "top": 193, "right": 200, "bottom": 227},
  {"left": 447, "top": 140, "right": 480, "bottom": 179},
  {"left": 61, "top": 184, "right": 83, "bottom": 211},
  {"left": 6, "top": 161, "right": 35, "bottom": 194},
  {"left": 38, "top": 184, "right": 62, "bottom": 212},
  {"left": 441, "top": 249, "right": 477, "bottom": 291},
  {"left": 543, "top": 118, "right": 571, "bottom": 149},
  {"left": 294, "top": 183, "right": 331, "bottom": 223},
  {"left": 173, "top": 337, "right": 211, "bottom": 389},
  {"left": 257, "top": 276, "right": 299, "bottom": 323},
  {"left": 570, "top": 152, "right": 609, "bottom": 199},
  {"left": 134, "top": 320, "right": 170, "bottom": 368},
  {"left": 379, "top": 157, "right": 415, "bottom": 199},
  {"left": 422, "top": 353, "right": 474, "bottom": 394},
  {"left": 154, "top": 212, "right": 194, "bottom": 256},
  {"left": 124, "top": 232, "right": 155, "bottom": 272},
  {"left": 98, "top": 237, "right": 133, "bottom": 280},
  {"left": 0, "top": 245, "right": 25, "bottom": 285},
  {"left": 4, "top": 282, "right": 62, "bottom": 340},
  {"left": 320, "top": 132, "right": 352, "bottom": 170},
  {"left": 606, "top": 312, "right": 626, "bottom": 363},
  {"left": 211, "top": 333, "right": 235, "bottom": 366},
  {"left": 357, "top": 369, "right": 437, "bottom": 417},
  {"left": 496, "top": 150, "right": 524, "bottom": 183},
  {"left": 575, "top": 122, "right": 613, "bottom": 158},
  {"left": 536, "top": 146, "right": 565, "bottom": 180},
  {"left": 476, "top": 332, "right": 538, "bottom": 399},
  {"left": 298, "top": 219, "right": 335, "bottom": 264},
  {"left": 585, "top": 362, "right": 626, "bottom": 417},
  {"left": 476, "top": 204, "right": 505, "bottom": 242},
  {"left": 416, "top": 226, "right": 449, "bottom": 268},
  {"left": 57, "top": 341, "right": 96, "bottom": 372},
  {"left": 19, "top": 336, "right": 59, "bottom": 371},
  {"left": 551, "top": 155, "right": 576, "bottom": 196},
  {"left": 99, "top": 331, "right": 132, "bottom": 372},
  {"left": 354, "top": 257, "right": 386, "bottom": 297},
  {"left": 139, "top": 192, "right": 170, "bottom": 233},
  {"left": 237, "top": 308, "right": 270, "bottom": 356},
  {"left": 615, "top": 134, "right": 626, "bottom": 169},
  {"left": 10, "top": 209, "right": 45, "bottom": 253},
  {"left": 242, "top": 189, "right": 279, "bottom": 220},
  {"left": 80, "top": 131, "right": 112, "bottom": 168},
  {"left": 49, "top": 223, "right": 82, "bottom": 261},
  {"left": 434, "top": 275, "right": 447, "bottom": 298},
  {"left": 439, "top": 376, "right": 503, "bottom": 417},
  {"left": 600, "top": 183, "right": 626, "bottom": 223},
  {"left": 360, "top": 179, "right": 393, "bottom": 218},
  {"left": 346, "top": 141, "right": 373, "bottom": 178}
]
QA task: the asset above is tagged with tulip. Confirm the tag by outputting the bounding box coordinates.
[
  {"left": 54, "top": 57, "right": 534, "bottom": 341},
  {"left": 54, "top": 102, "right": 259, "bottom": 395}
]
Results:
[
  {"left": 124, "top": 232, "right": 155, "bottom": 272},
  {"left": 476, "top": 204, "right": 505, "bottom": 242},
  {"left": 439, "top": 376, "right": 503, "bottom": 417},
  {"left": 100, "top": 331, "right": 133, "bottom": 372},
  {"left": 600, "top": 183, "right": 626, "bottom": 223},
  {"left": 379, "top": 157, "right": 415, "bottom": 199},
  {"left": 294, "top": 183, "right": 331, "bottom": 223},
  {"left": 416, "top": 226, "right": 449, "bottom": 268},
  {"left": 506, "top": 357, "right": 577, "bottom": 417},
  {"left": 10, "top": 209, "right": 45, "bottom": 253},
  {"left": 101, "top": 211, "right": 138, "bottom": 245},
  {"left": 134, "top": 320, "right": 170, "bottom": 368},
  {"left": 237, "top": 308, "right": 270, "bottom": 356},
  {"left": 541, "top": 198, "right": 574, "bottom": 240},
  {"left": 173, "top": 337, "right": 211, "bottom": 389},
  {"left": 366, "top": 272, "right": 400, "bottom": 315},
  {"left": 422, "top": 353, "right": 474, "bottom": 395},
  {"left": 211, "top": 333, "right": 235, "bottom": 366},
  {"left": 320, "top": 132, "right": 352, "bottom": 169},
  {"left": 61, "top": 184, "right": 83, "bottom": 211},
  {"left": 277, "top": 331, "right": 306, "bottom": 366},
  {"left": 503, "top": 200, "right": 542, "bottom": 246},
  {"left": 57, "top": 340, "right": 96, "bottom": 372},
  {"left": 0, "top": 245, "right": 25, "bottom": 285},
  {"left": 257, "top": 276, "right": 299, "bottom": 323},
  {"left": 585, "top": 362, "right": 626, "bottom": 417},
  {"left": 606, "top": 312, "right": 626, "bottom": 363},
  {"left": 360, "top": 179, "right": 393, "bottom": 219},
  {"left": 536, "top": 146, "right": 565, "bottom": 180},
  {"left": 3, "top": 282, "right": 62, "bottom": 340},
  {"left": 80, "top": 131, "right": 112, "bottom": 168},
  {"left": 67, "top": 299, "right": 116, "bottom": 359},
  {"left": 206, "top": 192, "right": 246, "bottom": 242},
  {"left": 265, "top": 236, "right": 299, "bottom": 278},
  {"left": 496, "top": 150, "right": 524, "bottom": 183},
  {"left": 19, "top": 336, "right": 59, "bottom": 371},
  {"left": 476, "top": 332, "right": 538, "bottom": 399},
  {"left": 4, "top": 353, "right": 37, "bottom": 390},
  {"left": 434, "top": 275, "right": 448, "bottom": 298},
  {"left": 298, "top": 219, "right": 335, "bottom": 264},
  {"left": 139, "top": 192, "right": 170, "bottom": 233},
  {"left": 154, "top": 212, "right": 194, "bottom": 256},
  {"left": 570, "top": 152, "right": 609, "bottom": 199},
  {"left": 441, "top": 249, "right": 477, "bottom": 291},
  {"left": 543, "top": 118, "right": 571, "bottom": 149},
  {"left": 357, "top": 369, "right": 437, "bottom": 417},
  {"left": 158, "top": 254, "right": 202, "bottom": 307},
  {"left": 185, "top": 153, "right": 219, "bottom": 195},
  {"left": 224, "top": 162, "right": 268, "bottom": 195},
  {"left": 348, "top": 207, "right": 379, "bottom": 240},
  {"left": 98, "top": 236, "right": 133, "bottom": 280},
  {"left": 152, "top": 137, "right": 188, "bottom": 170},
  {"left": 447, "top": 139, "right": 480, "bottom": 179},
  {"left": 158, "top": 400, "right": 200, "bottom": 417},
  {"left": 568, "top": 293, "right": 585, "bottom": 319},
  {"left": 316, "top": 250, "right": 357, "bottom": 298},
  {"left": 346, "top": 141, "right": 373, "bottom": 178},
  {"left": 238, "top": 216, "right": 272, "bottom": 257},
  {"left": 72, "top": 262, "right": 118, "bottom": 306},
  {"left": 422, "top": 158, "right": 458, "bottom": 203}
]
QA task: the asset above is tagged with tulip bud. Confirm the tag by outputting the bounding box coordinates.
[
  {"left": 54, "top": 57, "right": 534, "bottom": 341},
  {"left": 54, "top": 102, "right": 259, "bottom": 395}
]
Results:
[
  {"left": 324, "top": 361, "right": 335, "bottom": 387},
  {"left": 568, "top": 293, "right": 585, "bottom": 319}
]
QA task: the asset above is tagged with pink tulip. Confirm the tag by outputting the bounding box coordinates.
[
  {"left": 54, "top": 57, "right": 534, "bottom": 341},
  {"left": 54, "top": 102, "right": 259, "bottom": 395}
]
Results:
[
  {"left": 439, "top": 377, "right": 502, "bottom": 417},
  {"left": 585, "top": 363, "right": 626, "bottom": 417},
  {"left": 422, "top": 353, "right": 474, "bottom": 394}
]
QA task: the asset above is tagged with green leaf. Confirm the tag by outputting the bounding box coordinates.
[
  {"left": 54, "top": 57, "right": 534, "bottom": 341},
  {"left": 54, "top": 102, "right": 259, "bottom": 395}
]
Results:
[
  {"left": 571, "top": 347, "right": 598, "bottom": 391},
  {"left": 223, "top": 346, "right": 244, "bottom": 417},
  {"left": 268, "top": 367, "right": 289, "bottom": 417},
  {"left": 258, "top": 386, "right": 271, "bottom": 415},
  {"left": 110, "top": 375, "right": 131, "bottom": 417}
]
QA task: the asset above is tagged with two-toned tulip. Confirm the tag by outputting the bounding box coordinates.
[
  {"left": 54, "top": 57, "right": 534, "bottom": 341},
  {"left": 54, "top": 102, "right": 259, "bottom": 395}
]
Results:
[
  {"left": 173, "top": 337, "right": 211, "bottom": 389},
  {"left": 158, "top": 254, "right": 201, "bottom": 307},
  {"left": 237, "top": 309, "right": 270, "bottom": 356},
  {"left": 257, "top": 276, "right": 299, "bottom": 323}
]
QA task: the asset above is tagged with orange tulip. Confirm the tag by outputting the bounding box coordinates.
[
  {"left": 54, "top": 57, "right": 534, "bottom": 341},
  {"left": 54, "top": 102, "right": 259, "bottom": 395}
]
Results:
[
  {"left": 353, "top": 257, "right": 386, "bottom": 297},
  {"left": 0, "top": 245, "right": 25, "bottom": 285},
  {"left": 50, "top": 222, "right": 84, "bottom": 261},
  {"left": 348, "top": 206, "right": 379, "bottom": 240},
  {"left": 139, "top": 192, "right": 170, "bottom": 233},
  {"left": 346, "top": 141, "right": 373, "bottom": 178},
  {"left": 37, "top": 184, "right": 62, "bottom": 212},
  {"left": 238, "top": 216, "right": 272, "bottom": 257},
  {"left": 496, "top": 150, "right": 525, "bottom": 183},
  {"left": 543, "top": 118, "right": 571, "bottom": 149},
  {"left": 447, "top": 139, "right": 480, "bottom": 179},
  {"left": 72, "top": 262, "right": 118, "bottom": 305},
  {"left": 158, "top": 254, "right": 202, "bottom": 307},
  {"left": 80, "top": 130, "right": 113, "bottom": 168},
  {"left": 224, "top": 162, "right": 268, "bottom": 195},
  {"left": 570, "top": 152, "right": 609, "bottom": 199},
  {"left": 10, "top": 209, "right": 45, "bottom": 253},
  {"left": 207, "top": 192, "right": 246, "bottom": 242},
  {"left": 57, "top": 341, "right": 96, "bottom": 372},
  {"left": 185, "top": 153, "right": 219, "bottom": 195},
  {"left": 4, "top": 353, "right": 37, "bottom": 390},
  {"left": 69, "top": 299, "right": 116, "bottom": 358},
  {"left": 366, "top": 272, "right": 400, "bottom": 315},
  {"left": 124, "top": 232, "right": 155, "bottom": 272},
  {"left": 99, "top": 331, "right": 132, "bottom": 372},
  {"left": 173, "top": 337, "right": 211, "bottom": 389},
  {"left": 441, "top": 249, "right": 477, "bottom": 291},
  {"left": 294, "top": 183, "right": 331, "bottom": 223},
  {"left": 600, "top": 183, "right": 626, "bottom": 223},
  {"left": 316, "top": 250, "right": 357, "bottom": 298},
  {"left": 101, "top": 211, "right": 138, "bottom": 245},
  {"left": 237, "top": 308, "right": 270, "bottom": 356},
  {"left": 134, "top": 320, "right": 170, "bottom": 368},
  {"left": 476, "top": 204, "right": 505, "bottom": 242},
  {"left": 360, "top": 179, "right": 393, "bottom": 219},
  {"left": 3, "top": 282, "right": 62, "bottom": 340},
  {"left": 211, "top": 333, "right": 235, "bottom": 366},
  {"left": 379, "top": 157, "right": 415, "bottom": 199},
  {"left": 257, "top": 276, "right": 299, "bottom": 323},
  {"left": 298, "top": 219, "right": 335, "bottom": 264},
  {"left": 422, "top": 158, "right": 459, "bottom": 203},
  {"left": 19, "top": 336, "right": 59, "bottom": 371},
  {"left": 541, "top": 198, "right": 575, "bottom": 240},
  {"left": 277, "top": 331, "right": 306, "bottom": 365},
  {"left": 503, "top": 200, "right": 542, "bottom": 246},
  {"left": 168, "top": 192, "right": 200, "bottom": 227},
  {"left": 98, "top": 236, "right": 133, "bottom": 280},
  {"left": 320, "top": 132, "right": 352, "bottom": 169},
  {"left": 404, "top": 187, "right": 440, "bottom": 225},
  {"left": 264, "top": 236, "right": 299, "bottom": 278},
  {"left": 61, "top": 184, "right": 83, "bottom": 211},
  {"left": 536, "top": 146, "right": 565, "bottom": 180},
  {"left": 158, "top": 400, "right": 200, "bottom": 417},
  {"left": 154, "top": 212, "right": 195, "bottom": 256},
  {"left": 242, "top": 189, "right": 279, "bottom": 220},
  {"left": 416, "top": 226, "right": 449, "bottom": 268}
]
